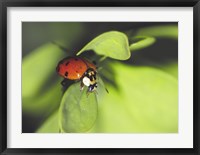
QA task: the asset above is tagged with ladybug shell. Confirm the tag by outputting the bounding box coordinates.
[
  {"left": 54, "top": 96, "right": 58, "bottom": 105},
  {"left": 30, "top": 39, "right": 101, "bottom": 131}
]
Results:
[{"left": 56, "top": 57, "right": 96, "bottom": 80}]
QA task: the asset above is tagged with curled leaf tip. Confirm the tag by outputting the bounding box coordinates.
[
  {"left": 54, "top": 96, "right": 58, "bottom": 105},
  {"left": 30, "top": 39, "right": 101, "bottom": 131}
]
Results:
[{"left": 77, "top": 31, "right": 131, "bottom": 60}]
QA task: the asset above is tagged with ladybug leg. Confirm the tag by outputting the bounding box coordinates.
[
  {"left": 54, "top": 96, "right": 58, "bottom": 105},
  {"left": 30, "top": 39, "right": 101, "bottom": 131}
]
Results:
[
  {"left": 61, "top": 79, "right": 68, "bottom": 86},
  {"left": 86, "top": 88, "right": 92, "bottom": 97},
  {"left": 86, "top": 88, "right": 98, "bottom": 97},
  {"left": 86, "top": 90, "right": 90, "bottom": 97},
  {"left": 80, "top": 81, "right": 85, "bottom": 91}
]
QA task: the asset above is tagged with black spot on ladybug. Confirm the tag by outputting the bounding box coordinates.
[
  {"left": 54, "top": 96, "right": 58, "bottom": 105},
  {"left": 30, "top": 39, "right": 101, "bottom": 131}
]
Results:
[
  {"left": 65, "top": 72, "right": 68, "bottom": 77},
  {"left": 74, "top": 58, "right": 78, "bottom": 61},
  {"left": 65, "top": 62, "right": 69, "bottom": 66}
]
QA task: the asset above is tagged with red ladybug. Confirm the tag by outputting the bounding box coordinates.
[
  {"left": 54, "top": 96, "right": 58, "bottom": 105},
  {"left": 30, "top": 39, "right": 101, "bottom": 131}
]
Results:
[{"left": 56, "top": 56, "right": 97, "bottom": 93}]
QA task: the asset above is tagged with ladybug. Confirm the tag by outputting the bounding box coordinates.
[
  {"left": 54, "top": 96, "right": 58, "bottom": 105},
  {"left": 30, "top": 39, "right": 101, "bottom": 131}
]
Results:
[{"left": 56, "top": 56, "right": 97, "bottom": 93}]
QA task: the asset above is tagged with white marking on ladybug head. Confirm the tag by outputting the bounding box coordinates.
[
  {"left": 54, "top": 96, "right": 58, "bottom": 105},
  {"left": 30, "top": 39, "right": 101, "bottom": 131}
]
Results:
[{"left": 82, "top": 76, "right": 90, "bottom": 87}]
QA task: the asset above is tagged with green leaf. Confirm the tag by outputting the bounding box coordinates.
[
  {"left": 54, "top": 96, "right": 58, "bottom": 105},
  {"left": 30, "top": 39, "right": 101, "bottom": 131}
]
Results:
[
  {"left": 23, "top": 81, "right": 62, "bottom": 115},
  {"left": 22, "top": 43, "right": 65, "bottom": 118},
  {"left": 136, "top": 25, "right": 178, "bottom": 40},
  {"left": 129, "top": 36, "right": 156, "bottom": 51},
  {"left": 36, "top": 111, "right": 59, "bottom": 133},
  {"left": 59, "top": 83, "right": 98, "bottom": 133},
  {"left": 77, "top": 31, "right": 131, "bottom": 60},
  {"left": 91, "top": 62, "right": 178, "bottom": 133},
  {"left": 22, "top": 43, "right": 65, "bottom": 98}
]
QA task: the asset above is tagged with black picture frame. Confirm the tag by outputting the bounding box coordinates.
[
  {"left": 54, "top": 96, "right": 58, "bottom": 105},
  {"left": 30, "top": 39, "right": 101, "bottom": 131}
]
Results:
[{"left": 0, "top": 0, "right": 199, "bottom": 154}]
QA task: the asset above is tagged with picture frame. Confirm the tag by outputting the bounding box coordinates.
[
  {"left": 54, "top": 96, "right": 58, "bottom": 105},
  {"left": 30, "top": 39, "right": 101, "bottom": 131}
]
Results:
[{"left": 0, "top": 0, "right": 199, "bottom": 154}]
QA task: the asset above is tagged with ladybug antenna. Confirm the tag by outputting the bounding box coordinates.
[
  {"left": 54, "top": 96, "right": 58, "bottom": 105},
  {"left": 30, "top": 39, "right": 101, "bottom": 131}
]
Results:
[{"left": 105, "top": 87, "right": 109, "bottom": 94}]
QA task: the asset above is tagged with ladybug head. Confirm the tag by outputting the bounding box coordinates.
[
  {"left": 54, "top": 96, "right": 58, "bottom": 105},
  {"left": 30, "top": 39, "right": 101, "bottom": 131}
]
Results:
[{"left": 82, "top": 68, "right": 97, "bottom": 93}]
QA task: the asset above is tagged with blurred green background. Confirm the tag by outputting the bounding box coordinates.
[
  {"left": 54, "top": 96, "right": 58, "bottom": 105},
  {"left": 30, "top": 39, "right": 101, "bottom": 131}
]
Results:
[{"left": 22, "top": 22, "right": 178, "bottom": 133}]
